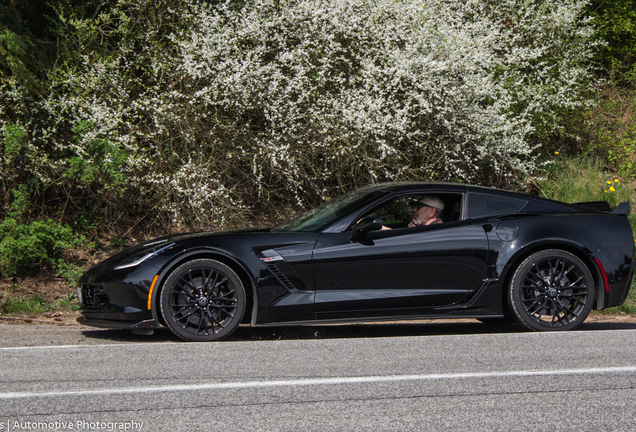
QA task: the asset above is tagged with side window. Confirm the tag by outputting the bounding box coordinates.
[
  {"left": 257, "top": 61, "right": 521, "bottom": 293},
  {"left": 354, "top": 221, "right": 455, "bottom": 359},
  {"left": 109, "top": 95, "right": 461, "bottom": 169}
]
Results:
[
  {"left": 366, "top": 195, "right": 420, "bottom": 227},
  {"left": 360, "top": 193, "right": 464, "bottom": 229},
  {"left": 467, "top": 193, "right": 527, "bottom": 218}
]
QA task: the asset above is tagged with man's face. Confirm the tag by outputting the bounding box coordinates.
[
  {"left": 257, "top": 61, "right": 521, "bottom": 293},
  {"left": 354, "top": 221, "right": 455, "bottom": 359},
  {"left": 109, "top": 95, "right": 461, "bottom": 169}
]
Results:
[{"left": 413, "top": 205, "right": 435, "bottom": 226}]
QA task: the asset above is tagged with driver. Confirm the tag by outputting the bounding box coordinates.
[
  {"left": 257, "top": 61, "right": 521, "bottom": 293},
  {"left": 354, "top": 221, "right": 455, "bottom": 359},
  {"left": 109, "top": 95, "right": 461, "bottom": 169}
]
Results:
[
  {"left": 378, "top": 195, "right": 444, "bottom": 230},
  {"left": 407, "top": 195, "right": 444, "bottom": 227}
]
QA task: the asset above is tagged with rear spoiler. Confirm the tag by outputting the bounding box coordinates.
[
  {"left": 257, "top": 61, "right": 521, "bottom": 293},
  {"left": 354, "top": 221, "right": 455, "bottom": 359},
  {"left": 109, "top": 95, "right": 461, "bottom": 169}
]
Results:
[
  {"left": 612, "top": 202, "right": 630, "bottom": 215},
  {"left": 573, "top": 201, "right": 630, "bottom": 215},
  {"left": 574, "top": 201, "right": 611, "bottom": 212}
]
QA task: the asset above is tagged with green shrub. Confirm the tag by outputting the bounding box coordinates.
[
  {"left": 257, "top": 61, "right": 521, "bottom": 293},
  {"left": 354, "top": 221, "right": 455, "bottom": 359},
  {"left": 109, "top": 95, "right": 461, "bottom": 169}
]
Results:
[
  {"left": 588, "top": 0, "right": 636, "bottom": 83},
  {"left": 52, "top": 258, "right": 85, "bottom": 286},
  {"left": 584, "top": 86, "right": 636, "bottom": 179},
  {"left": 0, "top": 218, "right": 85, "bottom": 277}
]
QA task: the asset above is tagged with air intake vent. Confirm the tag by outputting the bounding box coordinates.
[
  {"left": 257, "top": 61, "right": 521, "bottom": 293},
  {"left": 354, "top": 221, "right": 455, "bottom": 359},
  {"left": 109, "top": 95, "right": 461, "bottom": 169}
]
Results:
[
  {"left": 265, "top": 263, "right": 297, "bottom": 291},
  {"left": 79, "top": 285, "right": 109, "bottom": 308},
  {"left": 80, "top": 285, "right": 95, "bottom": 307}
]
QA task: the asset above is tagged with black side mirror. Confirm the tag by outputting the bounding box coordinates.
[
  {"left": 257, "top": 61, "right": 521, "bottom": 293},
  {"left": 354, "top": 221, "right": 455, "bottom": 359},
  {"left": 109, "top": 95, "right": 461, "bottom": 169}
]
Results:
[{"left": 350, "top": 217, "right": 383, "bottom": 243}]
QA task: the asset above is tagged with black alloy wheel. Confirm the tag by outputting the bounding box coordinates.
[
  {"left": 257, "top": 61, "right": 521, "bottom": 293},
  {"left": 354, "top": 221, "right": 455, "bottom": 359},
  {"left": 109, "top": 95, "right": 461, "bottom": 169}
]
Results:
[
  {"left": 508, "top": 249, "right": 594, "bottom": 331},
  {"left": 160, "top": 259, "right": 246, "bottom": 341}
]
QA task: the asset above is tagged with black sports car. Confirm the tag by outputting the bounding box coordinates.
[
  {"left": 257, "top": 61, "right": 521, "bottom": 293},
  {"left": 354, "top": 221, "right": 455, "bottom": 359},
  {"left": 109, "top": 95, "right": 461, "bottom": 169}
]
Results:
[{"left": 77, "top": 182, "right": 636, "bottom": 341}]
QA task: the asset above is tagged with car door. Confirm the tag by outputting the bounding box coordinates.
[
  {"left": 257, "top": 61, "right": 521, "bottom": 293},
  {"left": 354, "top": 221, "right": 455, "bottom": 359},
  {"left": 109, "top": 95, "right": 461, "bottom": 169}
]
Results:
[{"left": 311, "top": 193, "right": 489, "bottom": 320}]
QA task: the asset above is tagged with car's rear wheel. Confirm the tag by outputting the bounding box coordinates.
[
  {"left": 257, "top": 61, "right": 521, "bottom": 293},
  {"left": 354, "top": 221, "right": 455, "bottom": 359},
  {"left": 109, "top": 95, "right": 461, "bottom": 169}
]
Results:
[
  {"left": 508, "top": 250, "right": 594, "bottom": 331},
  {"left": 160, "top": 259, "right": 245, "bottom": 341}
]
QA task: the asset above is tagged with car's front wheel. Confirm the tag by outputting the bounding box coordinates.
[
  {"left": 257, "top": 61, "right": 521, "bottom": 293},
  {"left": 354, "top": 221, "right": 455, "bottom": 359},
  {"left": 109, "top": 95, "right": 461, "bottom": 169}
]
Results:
[
  {"left": 160, "top": 259, "right": 246, "bottom": 341},
  {"left": 508, "top": 250, "right": 594, "bottom": 331}
]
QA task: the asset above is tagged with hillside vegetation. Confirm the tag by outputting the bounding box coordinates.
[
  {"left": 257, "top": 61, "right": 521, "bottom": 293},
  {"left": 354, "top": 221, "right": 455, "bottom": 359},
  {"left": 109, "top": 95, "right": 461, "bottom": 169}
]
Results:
[{"left": 0, "top": 0, "right": 635, "bottom": 313}]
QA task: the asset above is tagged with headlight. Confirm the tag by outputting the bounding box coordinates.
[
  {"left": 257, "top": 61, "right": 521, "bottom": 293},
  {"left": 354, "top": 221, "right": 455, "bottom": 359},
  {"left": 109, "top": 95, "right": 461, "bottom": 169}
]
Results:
[{"left": 114, "top": 241, "right": 176, "bottom": 270}]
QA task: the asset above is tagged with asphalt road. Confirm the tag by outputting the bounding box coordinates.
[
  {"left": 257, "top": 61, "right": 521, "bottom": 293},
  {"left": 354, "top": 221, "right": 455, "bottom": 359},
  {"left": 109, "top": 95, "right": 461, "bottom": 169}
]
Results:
[{"left": 1, "top": 321, "right": 636, "bottom": 431}]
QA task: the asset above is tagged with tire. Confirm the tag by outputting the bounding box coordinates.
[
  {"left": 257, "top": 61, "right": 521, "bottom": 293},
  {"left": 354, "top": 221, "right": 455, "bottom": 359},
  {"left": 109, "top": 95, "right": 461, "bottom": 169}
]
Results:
[
  {"left": 160, "top": 259, "right": 246, "bottom": 341},
  {"left": 508, "top": 250, "right": 594, "bottom": 331}
]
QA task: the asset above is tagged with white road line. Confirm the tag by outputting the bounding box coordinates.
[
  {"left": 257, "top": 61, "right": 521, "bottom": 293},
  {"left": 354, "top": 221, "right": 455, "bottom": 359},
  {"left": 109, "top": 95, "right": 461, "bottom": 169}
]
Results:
[
  {"left": 0, "top": 343, "right": 170, "bottom": 351},
  {"left": 1, "top": 366, "right": 635, "bottom": 400}
]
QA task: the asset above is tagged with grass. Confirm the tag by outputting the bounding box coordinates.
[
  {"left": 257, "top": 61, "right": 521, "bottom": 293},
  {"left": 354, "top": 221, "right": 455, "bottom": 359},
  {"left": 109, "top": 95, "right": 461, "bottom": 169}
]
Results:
[
  {"left": 0, "top": 294, "right": 51, "bottom": 315},
  {"left": 0, "top": 293, "right": 79, "bottom": 316},
  {"left": 536, "top": 155, "right": 633, "bottom": 208}
]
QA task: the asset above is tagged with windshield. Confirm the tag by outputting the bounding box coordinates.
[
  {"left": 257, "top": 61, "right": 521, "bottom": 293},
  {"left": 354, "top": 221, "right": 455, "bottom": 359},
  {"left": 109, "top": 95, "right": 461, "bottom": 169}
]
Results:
[{"left": 273, "top": 186, "right": 387, "bottom": 232}]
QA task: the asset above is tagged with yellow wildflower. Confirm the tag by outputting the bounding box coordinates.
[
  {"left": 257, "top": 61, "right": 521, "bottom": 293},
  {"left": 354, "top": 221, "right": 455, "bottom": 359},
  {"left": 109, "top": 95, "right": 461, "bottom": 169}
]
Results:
[
  {"left": 554, "top": 151, "right": 559, "bottom": 155},
  {"left": 610, "top": 186, "right": 616, "bottom": 192},
  {"left": 615, "top": 179, "right": 619, "bottom": 183},
  {"left": 607, "top": 180, "right": 612, "bottom": 185}
]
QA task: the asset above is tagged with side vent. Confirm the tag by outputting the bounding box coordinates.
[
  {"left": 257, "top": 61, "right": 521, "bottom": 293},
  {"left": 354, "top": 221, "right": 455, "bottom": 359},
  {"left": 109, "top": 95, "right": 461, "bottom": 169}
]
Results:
[
  {"left": 255, "top": 250, "right": 304, "bottom": 291},
  {"left": 265, "top": 263, "right": 297, "bottom": 291}
]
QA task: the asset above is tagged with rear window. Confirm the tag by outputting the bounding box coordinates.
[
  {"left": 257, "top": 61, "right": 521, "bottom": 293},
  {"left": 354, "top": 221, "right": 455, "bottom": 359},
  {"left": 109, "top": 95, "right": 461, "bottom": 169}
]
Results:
[{"left": 467, "top": 193, "right": 527, "bottom": 218}]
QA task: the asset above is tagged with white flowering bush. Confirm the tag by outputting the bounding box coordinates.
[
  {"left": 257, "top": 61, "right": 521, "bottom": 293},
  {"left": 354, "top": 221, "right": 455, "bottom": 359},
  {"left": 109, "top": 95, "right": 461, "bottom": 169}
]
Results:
[{"left": 0, "top": 0, "right": 597, "bottom": 229}]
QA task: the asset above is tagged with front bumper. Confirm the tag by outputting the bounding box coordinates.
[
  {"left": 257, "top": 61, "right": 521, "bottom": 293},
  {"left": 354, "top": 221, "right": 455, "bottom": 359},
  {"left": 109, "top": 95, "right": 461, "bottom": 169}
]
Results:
[
  {"left": 77, "top": 315, "right": 159, "bottom": 335},
  {"left": 77, "top": 283, "right": 161, "bottom": 334}
]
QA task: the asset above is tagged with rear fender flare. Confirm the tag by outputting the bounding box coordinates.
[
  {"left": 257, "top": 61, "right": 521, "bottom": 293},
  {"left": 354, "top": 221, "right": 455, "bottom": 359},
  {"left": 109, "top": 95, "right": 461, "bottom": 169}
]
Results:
[{"left": 496, "top": 240, "right": 602, "bottom": 311}]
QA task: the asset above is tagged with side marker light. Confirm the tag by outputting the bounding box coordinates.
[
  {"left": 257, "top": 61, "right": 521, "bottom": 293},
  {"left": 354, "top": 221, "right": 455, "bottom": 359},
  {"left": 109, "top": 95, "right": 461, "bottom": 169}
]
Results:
[
  {"left": 148, "top": 275, "right": 159, "bottom": 310},
  {"left": 595, "top": 259, "right": 609, "bottom": 293}
]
